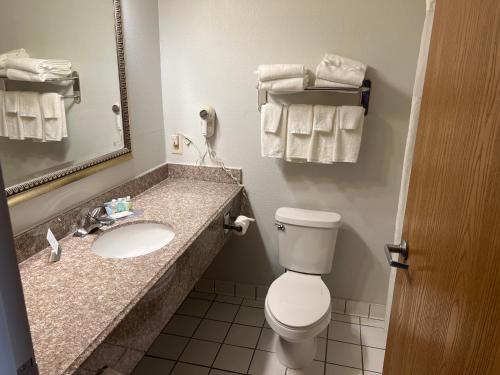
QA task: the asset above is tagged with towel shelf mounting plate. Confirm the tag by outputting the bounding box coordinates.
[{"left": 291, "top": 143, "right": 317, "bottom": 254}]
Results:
[{"left": 257, "top": 79, "right": 371, "bottom": 115}]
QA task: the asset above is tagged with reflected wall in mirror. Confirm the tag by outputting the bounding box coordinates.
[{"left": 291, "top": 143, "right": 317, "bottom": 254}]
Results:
[{"left": 0, "top": 0, "right": 131, "bottom": 204}]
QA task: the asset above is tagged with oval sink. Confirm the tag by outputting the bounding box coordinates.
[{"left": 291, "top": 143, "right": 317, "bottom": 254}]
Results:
[{"left": 91, "top": 222, "right": 175, "bottom": 259}]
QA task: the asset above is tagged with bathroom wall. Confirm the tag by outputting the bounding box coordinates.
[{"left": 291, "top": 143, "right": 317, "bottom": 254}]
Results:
[
  {"left": 0, "top": 0, "right": 123, "bottom": 186},
  {"left": 158, "top": 0, "right": 425, "bottom": 304},
  {"left": 8, "top": 0, "right": 166, "bottom": 234}
]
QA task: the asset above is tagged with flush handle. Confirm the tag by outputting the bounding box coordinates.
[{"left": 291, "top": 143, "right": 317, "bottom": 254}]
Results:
[
  {"left": 275, "top": 223, "right": 285, "bottom": 231},
  {"left": 385, "top": 240, "right": 409, "bottom": 270}
]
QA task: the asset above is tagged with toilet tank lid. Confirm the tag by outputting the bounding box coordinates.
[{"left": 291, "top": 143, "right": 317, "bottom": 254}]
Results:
[{"left": 275, "top": 207, "right": 341, "bottom": 228}]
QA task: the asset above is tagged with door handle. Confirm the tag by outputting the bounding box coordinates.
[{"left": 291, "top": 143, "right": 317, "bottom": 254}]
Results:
[{"left": 385, "top": 240, "right": 409, "bottom": 270}]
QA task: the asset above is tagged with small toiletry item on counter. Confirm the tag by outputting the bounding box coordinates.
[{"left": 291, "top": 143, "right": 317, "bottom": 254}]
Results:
[
  {"left": 104, "top": 196, "right": 133, "bottom": 219},
  {"left": 47, "top": 228, "right": 62, "bottom": 262}
]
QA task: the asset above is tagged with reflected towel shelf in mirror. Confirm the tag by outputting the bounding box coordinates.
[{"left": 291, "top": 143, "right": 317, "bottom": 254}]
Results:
[
  {"left": 0, "top": 71, "right": 81, "bottom": 104},
  {"left": 257, "top": 79, "right": 371, "bottom": 115}
]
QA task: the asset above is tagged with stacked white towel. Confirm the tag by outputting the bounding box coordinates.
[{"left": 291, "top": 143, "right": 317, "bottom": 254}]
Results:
[
  {"left": 257, "top": 64, "right": 308, "bottom": 92},
  {"left": 315, "top": 53, "right": 367, "bottom": 88},
  {"left": 0, "top": 90, "right": 68, "bottom": 141},
  {"left": 5, "top": 57, "right": 72, "bottom": 82},
  {"left": 0, "top": 49, "right": 29, "bottom": 69}
]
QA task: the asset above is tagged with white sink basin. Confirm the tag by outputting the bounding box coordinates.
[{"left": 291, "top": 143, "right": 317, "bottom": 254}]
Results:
[{"left": 91, "top": 222, "right": 175, "bottom": 259}]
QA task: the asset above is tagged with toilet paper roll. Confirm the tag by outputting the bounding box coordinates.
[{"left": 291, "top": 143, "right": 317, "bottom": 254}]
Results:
[{"left": 233, "top": 215, "right": 255, "bottom": 236}]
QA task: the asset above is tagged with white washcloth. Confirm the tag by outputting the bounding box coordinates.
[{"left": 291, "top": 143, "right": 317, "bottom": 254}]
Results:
[
  {"left": 258, "top": 76, "right": 308, "bottom": 92},
  {"left": 316, "top": 53, "right": 367, "bottom": 87},
  {"left": 5, "top": 58, "right": 71, "bottom": 75},
  {"left": 0, "top": 49, "right": 29, "bottom": 69},
  {"left": 3, "top": 92, "right": 23, "bottom": 140},
  {"left": 314, "top": 79, "right": 358, "bottom": 89},
  {"left": 332, "top": 109, "right": 364, "bottom": 163},
  {"left": 6, "top": 69, "right": 70, "bottom": 82},
  {"left": 288, "top": 104, "right": 313, "bottom": 134},
  {"left": 261, "top": 102, "right": 283, "bottom": 133},
  {"left": 339, "top": 106, "right": 365, "bottom": 130},
  {"left": 313, "top": 105, "right": 336, "bottom": 132},
  {"left": 261, "top": 104, "right": 287, "bottom": 158},
  {"left": 257, "top": 64, "right": 305, "bottom": 82},
  {"left": 286, "top": 105, "right": 314, "bottom": 160},
  {"left": 0, "top": 91, "right": 6, "bottom": 137},
  {"left": 18, "top": 92, "right": 43, "bottom": 139},
  {"left": 40, "top": 93, "right": 67, "bottom": 141}
]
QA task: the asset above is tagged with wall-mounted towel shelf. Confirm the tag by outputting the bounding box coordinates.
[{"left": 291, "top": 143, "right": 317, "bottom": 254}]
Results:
[
  {"left": 258, "top": 79, "right": 371, "bottom": 115},
  {"left": 0, "top": 71, "right": 81, "bottom": 104}
]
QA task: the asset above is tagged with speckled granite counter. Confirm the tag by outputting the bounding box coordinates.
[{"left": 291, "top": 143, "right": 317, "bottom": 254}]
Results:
[{"left": 18, "top": 178, "right": 241, "bottom": 375}]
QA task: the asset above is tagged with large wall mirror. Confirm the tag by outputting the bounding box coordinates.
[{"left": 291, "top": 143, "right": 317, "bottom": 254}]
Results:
[{"left": 0, "top": 0, "right": 131, "bottom": 206}]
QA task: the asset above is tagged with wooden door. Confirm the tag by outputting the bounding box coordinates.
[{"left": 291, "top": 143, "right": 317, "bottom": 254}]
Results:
[{"left": 384, "top": 0, "right": 500, "bottom": 374}]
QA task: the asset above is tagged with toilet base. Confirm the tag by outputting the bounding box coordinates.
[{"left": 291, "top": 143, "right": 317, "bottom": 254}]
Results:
[{"left": 276, "top": 336, "right": 317, "bottom": 369}]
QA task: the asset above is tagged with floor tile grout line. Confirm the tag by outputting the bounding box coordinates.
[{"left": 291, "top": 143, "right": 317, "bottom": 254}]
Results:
[
  {"left": 359, "top": 315, "right": 365, "bottom": 372},
  {"left": 247, "top": 323, "right": 265, "bottom": 374}
]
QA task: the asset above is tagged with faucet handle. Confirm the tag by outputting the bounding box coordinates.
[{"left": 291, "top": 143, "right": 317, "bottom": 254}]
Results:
[{"left": 89, "top": 206, "right": 115, "bottom": 226}]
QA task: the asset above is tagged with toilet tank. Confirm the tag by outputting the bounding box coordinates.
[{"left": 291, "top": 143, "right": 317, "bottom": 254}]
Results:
[{"left": 275, "top": 207, "right": 341, "bottom": 275}]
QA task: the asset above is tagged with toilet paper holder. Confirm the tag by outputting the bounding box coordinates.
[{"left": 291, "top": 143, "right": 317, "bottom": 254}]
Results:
[{"left": 223, "top": 223, "right": 243, "bottom": 232}]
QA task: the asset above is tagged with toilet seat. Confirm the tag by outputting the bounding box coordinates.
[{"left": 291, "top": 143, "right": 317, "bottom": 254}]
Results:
[{"left": 266, "top": 271, "right": 331, "bottom": 329}]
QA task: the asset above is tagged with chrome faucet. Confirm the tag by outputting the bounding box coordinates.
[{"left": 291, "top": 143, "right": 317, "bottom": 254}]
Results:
[{"left": 74, "top": 206, "right": 115, "bottom": 237}]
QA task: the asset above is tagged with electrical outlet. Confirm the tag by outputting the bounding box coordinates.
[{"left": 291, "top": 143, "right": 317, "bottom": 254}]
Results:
[{"left": 171, "top": 134, "right": 183, "bottom": 154}]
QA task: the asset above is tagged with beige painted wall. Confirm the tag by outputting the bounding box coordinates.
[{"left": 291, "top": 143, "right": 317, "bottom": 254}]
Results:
[
  {"left": 7, "top": 0, "right": 166, "bottom": 234},
  {"left": 158, "top": 0, "right": 425, "bottom": 303}
]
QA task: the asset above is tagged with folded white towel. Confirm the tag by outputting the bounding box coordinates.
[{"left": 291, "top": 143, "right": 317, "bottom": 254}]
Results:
[
  {"left": 40, "top": 93, "right": 67, "bottom": 141},
  {"left": 261, "top": 102, "right": 283, "bottom": 133},
  {"left": 18, "top": 92, "right": 43, "bottom": 139},
  {"left": 308, "top": 130, "right": 335, "bottom": 164},
  {"left": 261, "top": 104, "right": 287, "bottom": 158},
  {"left": 314, "top": 78, "right": 359, "bottom": 89},
  {"left": 6, "top": 69, "right": 70, "bottom": 82},
  {"left": 0, "top": 91, "right": 7, "bottom": 137},
  {"left": 339, "top": 106, "right": 365, "bottom": 130},
  {"left": 3, "top": 92, "right": 23, "bottom": 140},
  {"left": 316, "top": 53, "right": 367, "bottom": 87},
  {"left": 5, "top": 58, "right": 71, "bottom": 75},
  {"left": 313, "top": 105, "right": 336, "bottom": 132},
  {"left": 288, "top": 104, "right": 313, "bottom": 134},
  {"left": 257, "top": 64, "right": 305, "bottom": 82},
  {"left": 258, "top": 76, "right": 308, "bottom": 92},
  {"left": 0, "top": 49, "right": 29, "bottom": 69},
  {"left": 286, "top": 105, "right": 314, "bottom": 160},
  {"left": 0, "top": 69, "right": 6, "bottom": 77},
  {"left": 332, "top": 109, "right": 364, "bottom": 163}
]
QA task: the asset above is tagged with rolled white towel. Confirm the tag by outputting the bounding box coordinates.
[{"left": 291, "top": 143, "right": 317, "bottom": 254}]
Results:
[
  {"left": 257, "top": 64, "right": 305, "bottom": 82},
  {"left": 314, "top": 78, "right": 359, "bottom": 89},
  {"left": 5, "top": 58, "right": 71, "bottom": 75},
  {"left": 316, "top": 53, "right": 367, "bottom": 87},
  {"left": 258, "top": 76, "right": 308, "bottom": 92},
  {"left": 0, "top": 49, "right": 29, "bottom": 68}
]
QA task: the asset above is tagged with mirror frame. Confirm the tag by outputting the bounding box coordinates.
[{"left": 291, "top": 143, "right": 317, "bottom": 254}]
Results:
[{"left": 5, "top": 0, "right": 132, "bottom": 207}]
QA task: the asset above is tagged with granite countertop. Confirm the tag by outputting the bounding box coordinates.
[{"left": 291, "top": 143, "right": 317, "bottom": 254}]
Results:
[{"left": 19, "top": 178, "right": 241, "bottom": 375}]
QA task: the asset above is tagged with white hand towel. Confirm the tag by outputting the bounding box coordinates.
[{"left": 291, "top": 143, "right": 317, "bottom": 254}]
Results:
[
  {"left": 258, "top": 76, "right": 308, "bottom": 92},
  {"left": 0, "top": 49, "right": 29, "bottom": 68},
  {"left": 6, "top": 69, "right": 70, "bottom": 82},
  {"left": 288, "top": 104, "right": 313, "bottom": 134},
  {"left": 3, "top": 92, "right": 23, "bottom": 140},
  {"left": 0, "top": 91, "right": 7, "bottom": 137},
  {"left": 257, "top": 64, "right": 305, "bottom": 82},
  {"left": 18, "top": 92, "right": 43, "bottom": 139},
  {"left": 40, "top": 93, "right": 67, "bottom": 141},
  {"left": 261, "top": 104, "right": 287, "bottom": 158},
  {"left": 339, "top": 106, "right": 365, "bottom": 130},
  {"left": 5, "top": 58, "right": 71, "bottom": 75},
  {"left": 314, "top": 78, "right": 359, "bottom": 89},
  {"left": 313, "top": 105, "right": 336, "bottom": 132},
  {"left": 261, "top": 103, "right": 283, "bottom": 133},
  {"left": 332, "top": 109, "right": 364, "bottom": 163},
  {"left": 286, "top": 105, "right": 314, "bottom": 161},
  {"left": 316, "top": 53, "right": 367, "bottom": 87}
]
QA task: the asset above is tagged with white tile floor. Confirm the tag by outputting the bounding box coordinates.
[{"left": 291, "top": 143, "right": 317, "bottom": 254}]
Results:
[{"left": 132, "top": 289, "right": 385, "bottom": 375}]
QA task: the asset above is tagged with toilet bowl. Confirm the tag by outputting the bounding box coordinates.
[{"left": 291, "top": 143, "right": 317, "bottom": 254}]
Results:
[
  {"left": 265, "top": 271, "right": 331, "bottom": 368},
  {"left": 266, "top": 207, "right": 341, "bottom": 369}
]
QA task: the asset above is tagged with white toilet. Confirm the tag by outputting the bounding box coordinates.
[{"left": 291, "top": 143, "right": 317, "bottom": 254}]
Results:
[{"left": 265, "top": 207, "right": 341, "bottom": 369}]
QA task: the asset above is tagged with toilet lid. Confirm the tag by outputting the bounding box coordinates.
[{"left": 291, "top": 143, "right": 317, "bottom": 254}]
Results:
[{"left": 267, "top": 271, "right": 330, "bottom": 328}]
